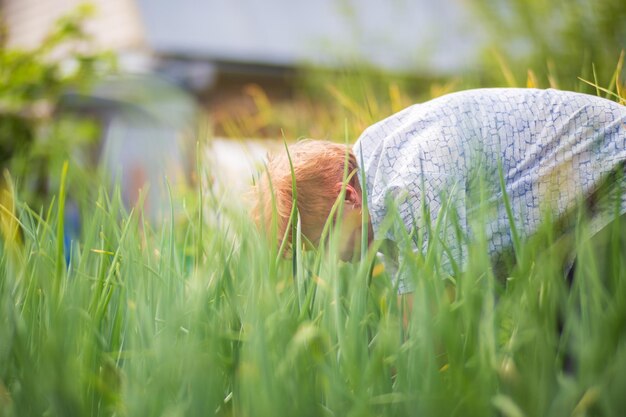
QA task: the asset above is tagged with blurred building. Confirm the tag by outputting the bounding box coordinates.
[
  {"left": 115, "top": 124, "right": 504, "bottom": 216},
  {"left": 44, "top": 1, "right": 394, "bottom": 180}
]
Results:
[
  {"left": 2, "top": 0, "right": 482, "bottom": 93},
  {"left": 1, "top": 0, "right": 483, "bottom": 202}
]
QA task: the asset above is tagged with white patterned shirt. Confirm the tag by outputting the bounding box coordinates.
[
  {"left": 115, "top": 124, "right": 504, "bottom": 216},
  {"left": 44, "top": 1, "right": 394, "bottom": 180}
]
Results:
[{"left": 354, "top": 88, "right": 626, "bottom": 293}]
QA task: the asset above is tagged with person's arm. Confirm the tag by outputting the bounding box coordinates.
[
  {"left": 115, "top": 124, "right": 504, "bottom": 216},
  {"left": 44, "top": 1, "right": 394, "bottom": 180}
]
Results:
[{"left": 379, "top": 239, "right": 415, "bottom": 329}]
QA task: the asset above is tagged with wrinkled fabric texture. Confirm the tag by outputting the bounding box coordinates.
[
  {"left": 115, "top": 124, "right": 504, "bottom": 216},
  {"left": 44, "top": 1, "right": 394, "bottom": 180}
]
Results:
[{"left": 354, "top": 88, "right": 626, "bottom": 293}]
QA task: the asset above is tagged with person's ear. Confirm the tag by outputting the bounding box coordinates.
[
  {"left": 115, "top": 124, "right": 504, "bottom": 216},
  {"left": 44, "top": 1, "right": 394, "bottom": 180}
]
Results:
[{"left": 335, "top": 182, "right": 361, "bottom": 208}]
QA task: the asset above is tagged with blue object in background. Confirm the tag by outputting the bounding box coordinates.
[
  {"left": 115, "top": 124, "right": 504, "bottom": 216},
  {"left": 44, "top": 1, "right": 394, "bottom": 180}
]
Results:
[
  {"left": 61, "top": 73, "right": 198, "bottom": 223},
  {"left": 63, "top": 200, "right": 81, "bottom": 266}
]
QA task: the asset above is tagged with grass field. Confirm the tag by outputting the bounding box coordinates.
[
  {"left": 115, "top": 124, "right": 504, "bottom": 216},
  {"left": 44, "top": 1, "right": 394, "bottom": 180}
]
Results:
[{"left": 1, "top": 66, "right": 626, "bottom": 417}]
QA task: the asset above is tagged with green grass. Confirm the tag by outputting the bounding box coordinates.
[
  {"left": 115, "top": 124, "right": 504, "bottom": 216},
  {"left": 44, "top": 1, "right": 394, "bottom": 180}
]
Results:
[
  {"left": 2, "top": 59, "right": 626, "bottom": 416},
  {"left": 1, "top": 135, "right": 626, "bottom": 417}
]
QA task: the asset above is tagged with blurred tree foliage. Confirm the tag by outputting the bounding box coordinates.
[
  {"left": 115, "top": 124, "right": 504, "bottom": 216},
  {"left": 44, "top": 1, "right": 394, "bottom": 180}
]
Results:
[
  {"left": 0, "top": 4, "right": 113, "bottom": 199},
  {"left": 469, "top": 0, "right": 626, "bottom": 90}
]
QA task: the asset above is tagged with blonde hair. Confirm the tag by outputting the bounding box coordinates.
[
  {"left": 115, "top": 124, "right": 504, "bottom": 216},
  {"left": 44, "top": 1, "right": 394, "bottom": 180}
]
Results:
[{"left": 252, "top": 139, "right": 360, "bottom": 249}]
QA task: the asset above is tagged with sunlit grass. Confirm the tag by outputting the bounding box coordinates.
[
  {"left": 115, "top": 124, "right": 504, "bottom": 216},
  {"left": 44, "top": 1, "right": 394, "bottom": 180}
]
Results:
[{"left": 1, "top": 62, "right": 626, "bottom": 417}]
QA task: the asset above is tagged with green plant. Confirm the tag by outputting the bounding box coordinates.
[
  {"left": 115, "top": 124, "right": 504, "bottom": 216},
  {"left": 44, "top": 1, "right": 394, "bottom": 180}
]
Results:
[
  {"left": 468, "top": 0, "right": 626, "bottom": 90},
  {"left": 0, "top": 4, "right": 113, "bottom": 202},
  {"left": 1, "top": 81, "right": 626, "bottom": 416}
]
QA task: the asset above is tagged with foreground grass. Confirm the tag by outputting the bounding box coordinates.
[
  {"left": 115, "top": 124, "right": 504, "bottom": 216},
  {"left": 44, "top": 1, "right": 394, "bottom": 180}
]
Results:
[
  {"left": 0, "top": 157, "right": 625, "bottom": 417},
  {"left": 2, "top": 55, "right": 626, "bottom": 416}
]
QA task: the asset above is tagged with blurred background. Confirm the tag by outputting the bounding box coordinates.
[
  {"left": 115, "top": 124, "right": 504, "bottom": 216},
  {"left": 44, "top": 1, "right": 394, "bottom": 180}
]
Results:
[{"left": 0, "top": 0, "right": 625, "bottom": 225}]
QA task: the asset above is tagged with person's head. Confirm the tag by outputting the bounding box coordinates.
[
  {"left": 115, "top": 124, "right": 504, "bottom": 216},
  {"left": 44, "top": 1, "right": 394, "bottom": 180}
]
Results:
[{"left": 252, "top": 139, "right": 372, "bottom": 260}]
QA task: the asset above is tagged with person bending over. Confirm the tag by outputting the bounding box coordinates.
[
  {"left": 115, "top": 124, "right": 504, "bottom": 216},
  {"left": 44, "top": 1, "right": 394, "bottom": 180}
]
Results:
[{"left": 253, "top": 88, "right": 626, "bottom": 301}]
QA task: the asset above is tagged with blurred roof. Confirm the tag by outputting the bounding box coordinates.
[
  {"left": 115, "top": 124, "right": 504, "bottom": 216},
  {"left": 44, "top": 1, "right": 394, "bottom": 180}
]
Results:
[
  {"left": 136, "top": 0, "right": 481, "bottom": 74},
  {"left": 2, "top": 0, "right": 483, "bottom": 74}
]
